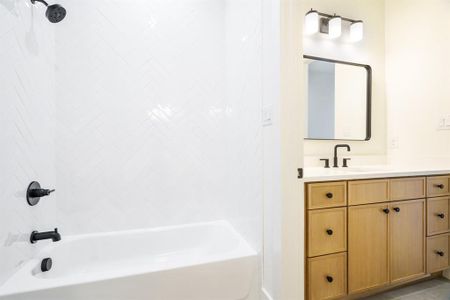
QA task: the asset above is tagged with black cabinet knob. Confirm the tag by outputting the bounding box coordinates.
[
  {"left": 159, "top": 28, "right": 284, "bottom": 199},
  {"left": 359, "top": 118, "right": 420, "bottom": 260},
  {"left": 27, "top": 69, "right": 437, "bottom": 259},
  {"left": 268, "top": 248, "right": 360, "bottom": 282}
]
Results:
[
  {"left": 326, "top": 229, "right": 333, "bottom": 236},
  {"left": 436, "top": 250, "right": 445, "bottom": 257},
  {"left": 326, "top": 276, "right": 333, "bottom": 283},
  {"left": 383, "top": 208, "right": 390, "bottom": 214},
  {"left": 393, "top": 207, "right": 400, "bottom": 213},
  {"left": 326, "top": 193, "right": 333, "bottom": 199},
  {"left": 437, "top": 213, "right": 446, "bottom": 219},
  {"left": 435, "top": 184, "right": 445, "bottom": 189}
]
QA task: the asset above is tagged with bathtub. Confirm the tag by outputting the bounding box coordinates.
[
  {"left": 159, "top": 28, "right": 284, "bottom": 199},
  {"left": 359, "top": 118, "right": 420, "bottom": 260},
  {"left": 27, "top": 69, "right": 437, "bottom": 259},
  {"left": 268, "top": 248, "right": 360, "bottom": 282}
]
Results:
[{"left": 0, "top": 221, "right": 257, "bottom": 300}]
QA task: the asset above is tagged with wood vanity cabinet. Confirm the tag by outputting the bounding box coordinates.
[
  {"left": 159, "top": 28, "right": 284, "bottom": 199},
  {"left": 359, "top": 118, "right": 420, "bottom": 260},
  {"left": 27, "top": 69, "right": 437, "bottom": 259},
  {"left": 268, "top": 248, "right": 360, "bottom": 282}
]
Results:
[
  {"left": 348, "top": 199, "right": 425, "bottom": 293},
  {"left": 306, "top": 177, "right": 428, "bottom": 300}
]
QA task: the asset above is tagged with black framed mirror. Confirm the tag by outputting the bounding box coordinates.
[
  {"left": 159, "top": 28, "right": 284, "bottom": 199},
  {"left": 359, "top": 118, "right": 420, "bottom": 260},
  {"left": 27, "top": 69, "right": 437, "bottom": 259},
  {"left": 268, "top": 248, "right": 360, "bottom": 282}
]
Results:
[{"left": 304, "top": 55, "right": 372, "bottom": 141}]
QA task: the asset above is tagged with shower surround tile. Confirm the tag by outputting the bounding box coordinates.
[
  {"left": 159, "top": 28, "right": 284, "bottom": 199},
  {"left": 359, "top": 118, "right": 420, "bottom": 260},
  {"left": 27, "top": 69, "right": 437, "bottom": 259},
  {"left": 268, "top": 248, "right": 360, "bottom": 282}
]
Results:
[
  {"left": 54, "top": 0, "right": 263, "bottom": 250},
  {"left": 0, "top": 0, "right": 56, "bottom": 286}
]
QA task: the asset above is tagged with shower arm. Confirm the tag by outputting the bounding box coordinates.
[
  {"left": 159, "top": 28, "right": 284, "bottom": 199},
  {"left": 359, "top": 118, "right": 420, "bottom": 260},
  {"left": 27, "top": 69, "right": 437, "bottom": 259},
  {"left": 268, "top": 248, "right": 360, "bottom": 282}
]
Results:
[{"left": 31, "top": 0, "right": 49, "bottom": 7}]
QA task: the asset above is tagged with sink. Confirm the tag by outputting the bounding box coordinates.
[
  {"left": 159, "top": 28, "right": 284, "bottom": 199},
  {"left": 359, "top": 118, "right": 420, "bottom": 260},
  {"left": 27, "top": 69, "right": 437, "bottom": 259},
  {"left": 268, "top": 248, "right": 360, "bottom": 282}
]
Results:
[
  {"left": 339, "top": 166, "right": 393, "bottom": 173},
  {"left": 304, "top": 166, "right": 393, "bottom": 178}
]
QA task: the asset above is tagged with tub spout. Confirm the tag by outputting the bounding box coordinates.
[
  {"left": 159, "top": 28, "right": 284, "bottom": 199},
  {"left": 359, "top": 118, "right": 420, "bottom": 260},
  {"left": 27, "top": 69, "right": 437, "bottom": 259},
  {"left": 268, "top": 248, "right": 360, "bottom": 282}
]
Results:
[{"left": 30, "top": 228, "right": 61, "bottom": 244}]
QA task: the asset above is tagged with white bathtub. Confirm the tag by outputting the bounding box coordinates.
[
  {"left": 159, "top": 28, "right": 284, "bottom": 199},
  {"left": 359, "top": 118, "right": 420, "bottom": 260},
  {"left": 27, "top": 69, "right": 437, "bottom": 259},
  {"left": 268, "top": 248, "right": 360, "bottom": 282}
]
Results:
[{"left": 0, "top": 221, "right": 257, "bottom": 300}]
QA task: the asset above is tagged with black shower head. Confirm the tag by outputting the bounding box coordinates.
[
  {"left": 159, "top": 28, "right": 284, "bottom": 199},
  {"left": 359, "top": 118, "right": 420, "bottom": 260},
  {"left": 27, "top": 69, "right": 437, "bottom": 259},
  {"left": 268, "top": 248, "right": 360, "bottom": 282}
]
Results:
[
  {"left": 46, "top": 4, "right": 66, "bottom": 23},
  {"left": 31, "top": 0, "right": 66, "bottom": 23}
]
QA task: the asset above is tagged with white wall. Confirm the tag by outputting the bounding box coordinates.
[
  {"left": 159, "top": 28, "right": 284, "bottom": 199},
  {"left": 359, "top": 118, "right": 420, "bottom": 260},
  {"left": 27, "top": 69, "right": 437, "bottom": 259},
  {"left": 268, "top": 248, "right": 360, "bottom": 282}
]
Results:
[
  {"left": 386, "top": 0, "right": 450, "bottom": 166},
  {"left": 303, "top": 0, "right": 387, "bottom": 166},
  {"left": 0, "top": 0, "right": 56, "bottom": 286}
]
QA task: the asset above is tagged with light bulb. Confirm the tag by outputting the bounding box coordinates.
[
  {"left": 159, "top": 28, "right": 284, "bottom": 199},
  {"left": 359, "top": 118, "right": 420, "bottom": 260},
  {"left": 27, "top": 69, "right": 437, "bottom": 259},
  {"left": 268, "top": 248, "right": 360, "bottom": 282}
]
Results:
[
  {"left": 350, "top": 21, "right": 364, "bottom": 42},
  {"left": 305, "top": 10, "right": 319, "bottom": 35},
  {"left": 328, "top": 16, "right": 342, "bottom": 39}
]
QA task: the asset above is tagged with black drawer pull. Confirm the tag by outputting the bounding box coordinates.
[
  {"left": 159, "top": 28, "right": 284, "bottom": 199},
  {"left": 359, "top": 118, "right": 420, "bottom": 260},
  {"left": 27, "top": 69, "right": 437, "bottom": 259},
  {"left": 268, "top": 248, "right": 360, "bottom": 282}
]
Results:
[
  {"left": 436, "top": 250, "right": 445, "bottom": 257},
  {"left": 435, "top": 184, "right": 445, "bottom": 189},
  {"left": 326, "top": 276, "right": 333, "bottom": 283},
  {"left": 326, "top": 192, "right": 333, "bottom": 199},
  {"left": 326, "top": 229, "right": 333, "bottom": 236},
  {"left": 393, "top": 207, "right": 400, "bottom": 213},
  {"left": 437, "top": 213, "right": 446, "bottom": 219},
  {"left": 383, "top": 208, "right": 390, "bottom": 214}
]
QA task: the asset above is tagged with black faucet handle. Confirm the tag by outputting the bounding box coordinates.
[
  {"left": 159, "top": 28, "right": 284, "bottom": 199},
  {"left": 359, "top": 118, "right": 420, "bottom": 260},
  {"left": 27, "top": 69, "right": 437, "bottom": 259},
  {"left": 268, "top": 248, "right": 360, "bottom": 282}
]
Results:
[
  {"left": 27, "top": 181, "right": 55, "bottom": 206},
  {"left": 342, "top": 158, "right": 351, "bottom": 168},
  {"left": 30, "top": 189, "right": 55, "bottom": 198},
  {"left": 320, "top": 159, "right": 330, "bottom": 168}
]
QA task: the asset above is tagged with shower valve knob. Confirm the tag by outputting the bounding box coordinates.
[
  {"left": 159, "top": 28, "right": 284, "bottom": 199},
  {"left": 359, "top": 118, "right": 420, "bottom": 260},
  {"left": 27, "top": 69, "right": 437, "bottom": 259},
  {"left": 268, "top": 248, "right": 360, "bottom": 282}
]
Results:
[{"left": 27, "top": 181, "right": 55, "bottom": 206}]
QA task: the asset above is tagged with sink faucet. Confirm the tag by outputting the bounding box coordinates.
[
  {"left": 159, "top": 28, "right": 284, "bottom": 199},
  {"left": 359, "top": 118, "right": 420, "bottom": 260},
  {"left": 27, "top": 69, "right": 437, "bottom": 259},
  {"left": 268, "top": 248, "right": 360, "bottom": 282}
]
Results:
[
  {"left": 30, "top": 228, "right": 61, "bottom": 244},
  {"left": 333, "top": 144, "right": 351, "bottom": 168}
]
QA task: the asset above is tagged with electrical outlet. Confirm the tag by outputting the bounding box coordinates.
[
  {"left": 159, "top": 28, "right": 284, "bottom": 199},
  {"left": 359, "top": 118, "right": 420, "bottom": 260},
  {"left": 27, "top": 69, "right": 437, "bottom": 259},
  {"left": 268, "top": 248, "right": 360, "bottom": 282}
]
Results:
[
  {"left": 438, "top": 117, "right": 446, "bottom": 130},
  {"left": 437, "top": 115, "right": 450, "bottom": 130},
  {"left": 389, "top": 137, "right": 399, "bottom": 149}
]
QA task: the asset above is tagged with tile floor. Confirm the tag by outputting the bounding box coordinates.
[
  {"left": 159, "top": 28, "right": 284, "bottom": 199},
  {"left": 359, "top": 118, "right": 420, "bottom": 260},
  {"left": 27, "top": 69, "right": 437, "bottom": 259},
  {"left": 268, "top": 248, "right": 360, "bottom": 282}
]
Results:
[{"left": 364, "top": 278, "right": 450, "bottom": 299}]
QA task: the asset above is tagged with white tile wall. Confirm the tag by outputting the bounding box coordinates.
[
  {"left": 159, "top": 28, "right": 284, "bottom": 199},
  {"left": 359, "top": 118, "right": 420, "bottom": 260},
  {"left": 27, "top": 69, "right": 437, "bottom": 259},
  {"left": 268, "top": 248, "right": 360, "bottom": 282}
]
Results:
[
  {"left": 54, "top": 0, "right": 263, "bottom": 250},
  {"left": 0, "top": 0, "right": 56, "bottom": 286}
]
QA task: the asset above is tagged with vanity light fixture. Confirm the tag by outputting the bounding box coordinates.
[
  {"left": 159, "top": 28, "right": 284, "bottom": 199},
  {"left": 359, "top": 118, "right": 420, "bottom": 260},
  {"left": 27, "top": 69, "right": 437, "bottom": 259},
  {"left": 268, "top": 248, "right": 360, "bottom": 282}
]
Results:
[
  {"left": 350, "top": 21, "right": 364, "bottom": 42},
  {"left": 305, "top": 9, "right": 364, "bottom": 42},
  {"left": 305, "top": 10, "right": 319, "bottom": 35},
  {"left": 328, "top": 16, "right": 342, "bottom": 39}
]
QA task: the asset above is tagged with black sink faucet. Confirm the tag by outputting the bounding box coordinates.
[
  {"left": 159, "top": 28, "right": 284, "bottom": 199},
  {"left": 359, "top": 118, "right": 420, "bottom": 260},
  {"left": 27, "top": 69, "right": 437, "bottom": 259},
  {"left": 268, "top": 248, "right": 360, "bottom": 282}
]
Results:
[
  {"left": 30, "top": 228, "right": 61, "bottom": 244},
  {"left": 333, "top": 144, "right": 351, "bottom": 168}
]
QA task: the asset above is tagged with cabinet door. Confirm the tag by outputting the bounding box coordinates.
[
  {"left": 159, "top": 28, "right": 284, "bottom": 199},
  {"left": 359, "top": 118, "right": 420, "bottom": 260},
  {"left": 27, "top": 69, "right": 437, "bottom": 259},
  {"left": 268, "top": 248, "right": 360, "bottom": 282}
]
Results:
[
  {"left": 348, "top": 203, "right": 389, "bottom": 294},
  {"left": 307, "top": 253, "right": 347, "bottom": 300},
  {"left": 427, "top": 197, "right": 450, "bottom": 236},
  {"left": 308, "top": 208, "right": 347, "bottom": 257},
  {"left": 427, "top": 234, "right": 449, "bottom": 273},
  {"left": 389, "top": 200, "right": 426, "bottom": 284}
]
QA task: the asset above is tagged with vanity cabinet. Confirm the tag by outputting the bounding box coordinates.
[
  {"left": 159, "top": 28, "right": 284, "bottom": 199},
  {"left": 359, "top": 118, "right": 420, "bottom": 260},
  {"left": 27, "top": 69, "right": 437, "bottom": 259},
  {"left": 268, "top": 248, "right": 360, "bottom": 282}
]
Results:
[{"left": 306, "top": 177, "right": 428, "bottom": 300}]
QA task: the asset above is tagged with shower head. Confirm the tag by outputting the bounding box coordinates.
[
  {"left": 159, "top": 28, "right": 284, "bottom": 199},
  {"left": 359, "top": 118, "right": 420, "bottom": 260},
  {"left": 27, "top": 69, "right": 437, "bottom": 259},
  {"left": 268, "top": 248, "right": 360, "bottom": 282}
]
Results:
[
  {"left": 31, "top": 0, "right": 66, "bottom": 23},
  {"left": 45, "top": 4, "right": 66, "bottom": 23}
]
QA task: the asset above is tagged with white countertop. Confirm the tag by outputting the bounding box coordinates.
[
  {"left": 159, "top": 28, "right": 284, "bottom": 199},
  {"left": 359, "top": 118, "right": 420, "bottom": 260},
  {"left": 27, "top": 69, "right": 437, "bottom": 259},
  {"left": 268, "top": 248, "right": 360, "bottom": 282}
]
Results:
[{"left": 303, "top": 165, "right": 450, "bottom": 182}]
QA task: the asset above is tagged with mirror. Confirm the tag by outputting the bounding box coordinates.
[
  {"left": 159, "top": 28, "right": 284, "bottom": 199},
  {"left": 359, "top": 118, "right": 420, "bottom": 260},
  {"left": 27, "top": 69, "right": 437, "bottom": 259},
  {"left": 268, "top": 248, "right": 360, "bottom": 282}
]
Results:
[{"left": 304, "top": 56, "right": 371, "bottom": 141}]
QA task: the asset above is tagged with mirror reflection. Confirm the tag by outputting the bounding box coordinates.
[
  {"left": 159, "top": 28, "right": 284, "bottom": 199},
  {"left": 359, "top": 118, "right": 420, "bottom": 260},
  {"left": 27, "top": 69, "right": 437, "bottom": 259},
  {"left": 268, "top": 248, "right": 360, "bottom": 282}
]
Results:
[{"left": 305, "top": 56, "right": 371, "bottom": 141}]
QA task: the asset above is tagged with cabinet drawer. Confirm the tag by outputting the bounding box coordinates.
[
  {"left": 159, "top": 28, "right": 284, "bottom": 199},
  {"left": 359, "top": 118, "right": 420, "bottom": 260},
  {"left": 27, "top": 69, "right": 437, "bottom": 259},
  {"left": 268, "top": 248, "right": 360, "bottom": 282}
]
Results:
[
  {"left": 427, "top": 197, "right": 450, "bottom": 236},
  {"left": 427, "top": 176, "right": 450, "bottom": 197},
  {"left": 308, "top": 208, "right": 347, "bottom": 257},
  {"left": 307, "top": 253, "right": 347, "bottom": 300},
  {"left": 427, "top": 234, "right": 449, "bottom": 273},
  {"left": 348, "top": 179, "right": 389, "bottom": 206},
  {"left": 307, "top": 182, "right": 347, "bottom": 209},
  {"left": 390, "top": 177, "right": 426, "bottom": 201}
]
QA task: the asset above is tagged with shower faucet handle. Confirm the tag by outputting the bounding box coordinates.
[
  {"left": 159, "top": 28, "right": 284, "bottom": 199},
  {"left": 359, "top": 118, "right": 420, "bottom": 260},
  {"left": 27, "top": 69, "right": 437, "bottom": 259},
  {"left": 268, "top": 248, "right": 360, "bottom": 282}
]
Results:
[{"left": 27, "top": 181, "right": 55, "bottom": 206}]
